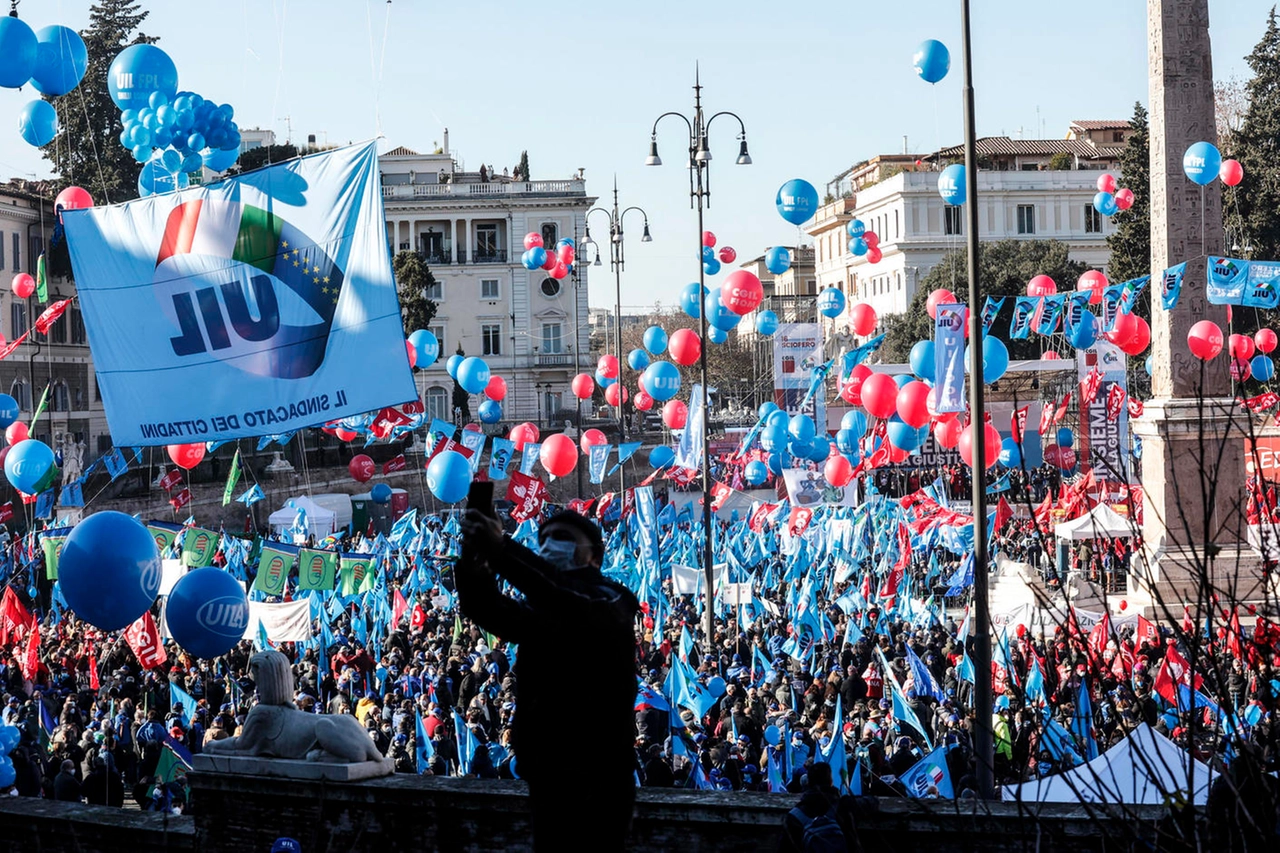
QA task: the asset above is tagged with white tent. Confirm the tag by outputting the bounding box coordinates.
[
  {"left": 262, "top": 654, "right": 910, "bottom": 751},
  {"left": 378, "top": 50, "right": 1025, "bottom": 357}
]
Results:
[
  {"left": 310, "top": 493, "right": 354, "bottom": 533},
  {"left": 1054, "top": 503, "right": 1136, "bottom": 541},
  {"left": 267, "top": 496, "right": 338, "bottom": 539},
  {"left": 1002, "top": 723, "right": 1216, "bottom": 806}
]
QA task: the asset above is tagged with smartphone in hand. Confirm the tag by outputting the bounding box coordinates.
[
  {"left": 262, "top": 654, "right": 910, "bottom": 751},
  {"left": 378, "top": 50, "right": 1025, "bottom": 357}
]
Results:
[{"left": 467, "top": 481, "right": 496, "bottom": 519}]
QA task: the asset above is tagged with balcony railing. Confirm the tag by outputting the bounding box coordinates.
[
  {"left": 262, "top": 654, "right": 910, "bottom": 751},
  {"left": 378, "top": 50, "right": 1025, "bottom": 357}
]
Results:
[
  {"left": 470, "top": 249, "right": 508, "bottom": 264},
  {"left": 381, "top": 179, "right": 586, "bottom": 200},
  {"left": 536, "top": 353, "right": 572, "bottom": 367}
]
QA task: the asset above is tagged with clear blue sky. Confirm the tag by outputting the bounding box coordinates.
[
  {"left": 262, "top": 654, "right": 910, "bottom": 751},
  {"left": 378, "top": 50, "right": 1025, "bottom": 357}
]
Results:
[{"left": 0, "top": 0, "right": 1270, "bottom": 308}]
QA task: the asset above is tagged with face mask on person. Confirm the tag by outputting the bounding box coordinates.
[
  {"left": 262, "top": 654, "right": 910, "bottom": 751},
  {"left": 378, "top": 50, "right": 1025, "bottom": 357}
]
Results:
[{"left": 537, "top": 538, "right": 580, "bottom": 572}]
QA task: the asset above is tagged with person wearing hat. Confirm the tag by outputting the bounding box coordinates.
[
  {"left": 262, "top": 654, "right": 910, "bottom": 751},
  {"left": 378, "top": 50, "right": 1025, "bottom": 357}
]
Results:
[
  {"left": 459, "top": 509, "right": 639, "bottom": 852},
  {"left": 2, "top": 696, "right": 19, "bottom": 728}
]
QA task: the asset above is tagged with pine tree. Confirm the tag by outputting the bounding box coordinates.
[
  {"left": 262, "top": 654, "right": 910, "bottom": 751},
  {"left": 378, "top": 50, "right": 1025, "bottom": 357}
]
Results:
[
  {"left": 517, "top": 150, "right": 530, "bottom": 182},
  {"left": 1224, "top": 8, "right": 1280, "bottom": 260},
  {"left": 44, "top": 1, "right": 158, "bottom": 202},
  {"left": 1105, "top": 102, "right": 1150, "bottom": 284},
  {"left": 392, "top": 251, "right": 439, "bottom": 333}
]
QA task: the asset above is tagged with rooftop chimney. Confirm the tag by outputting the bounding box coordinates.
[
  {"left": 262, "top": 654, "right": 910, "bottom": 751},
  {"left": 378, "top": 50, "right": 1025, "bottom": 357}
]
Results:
[{"left": 442, "top": 128, "right": 449, "bottom": 156}]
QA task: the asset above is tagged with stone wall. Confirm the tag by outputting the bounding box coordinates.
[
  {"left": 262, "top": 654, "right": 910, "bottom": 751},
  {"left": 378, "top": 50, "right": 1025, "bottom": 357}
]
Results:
[{"left": 0, "top": 796, "right": 194, "bottom": 852}]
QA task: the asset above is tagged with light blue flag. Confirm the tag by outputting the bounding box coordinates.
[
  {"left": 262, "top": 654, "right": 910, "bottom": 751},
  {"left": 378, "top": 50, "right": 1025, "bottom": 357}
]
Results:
[
  {"left": 1025, "top": 656, "right": 1047, "bottom": 708},
  {"left": 588, "top": 443, "right": 611, "bottom": 484},
  {"left": 899, "top": 745, "right": 954, "bottom": 798},
  {"left": 980, "top": 296, "right": 1005, "bottom": 334},
  {"left": 674, "top": 384, "right": 706, "bottom": 470},
  {"left": 1161, "top": 262, "right": 1187, "bottom": 310},
  {"left": 519, "top": 442, "right": 541, "bottom": 475},
  {"left": 821, "top": 693, "right": 851, "bottom": 793},
  {"left": 1072, "top": 680, "right": 1099, "bottom": 760},
  {"left": 61, "top": 143, "right": 416, "bottom": 445},
  {"left": 238, "top": 484, "right": 265, "bottom": 505},
  {"left": 608, "top": 441, "right": 643, "bottom": 476},
  {"left": 1009, "top": 297, "right": 1038, "bottom": 339},
  {"left": 168, "top": 682, "right": 197, "bottom": 727},
  {"left": 905, "top": 644, "right": 946, "bottom": 702},
  {"left": 459, "top": 429, "right": 486, "bottom": 473},
  {"left": 427, "top": 419, "right": 456, "bottom": 447},
  {"left": 933, "top": 303, "right": 966, "bottom": 413},
  {"left": 452, "top": 709, "right": 477, "bottom": 775},
  {"left": 634, "top": 486, "right": 660, "bottom": 578},
  {"left": 488, "top": 437, "right": 515, "bottom": 480},
  {"left": 415, "top": 710, "right": 435, "bottom": 773}
]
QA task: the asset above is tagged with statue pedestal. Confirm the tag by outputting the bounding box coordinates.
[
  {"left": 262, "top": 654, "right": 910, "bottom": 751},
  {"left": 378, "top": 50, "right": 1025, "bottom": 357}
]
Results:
[{"left": 193, "top": 753, "right": 394, "bottom": 782}]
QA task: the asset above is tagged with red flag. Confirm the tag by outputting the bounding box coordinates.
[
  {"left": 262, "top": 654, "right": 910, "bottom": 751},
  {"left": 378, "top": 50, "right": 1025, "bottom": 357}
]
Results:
[
  {"left": 1080, "top": 369, "right": 1103, "bottom": 406},
  {"left": 1153, "top": 640, "right": 1202, "bottom": 705},
  {"left": 0, "top": 586, "right": 32, "bottom": 646},
  {"left": 393, "top": 588, "right": 409, "bottom": 628},
  {"left": 410, "top": 604, "right": 427, "bottom": 630},
  {"left": 748, "top": 502, "right": 777, "bottom": 532},
  {"left": 710, "top": 482, "right": 732, "bottom": 511},
  {"left": 787, "top": 506, "right": 814, "bottom": 536},
  {"left": 169, "top": 488, "right": 191, "bottom": 510},
  {"left": 1182, "top": 604, "right": 1194, "bottom": 635},
  {"left": 1088, "top": 612, "right": 1111, "bottom": 663},
  {"left": 506, "top": 472, "right": 548, "bottom": 522},
  {"left": 1038, "top": 402, "right": 1054, "bottom": 436},
  {"left": 1011, "top": 406, "right": 1029, "bottom": 445},
  {"left": 994, "top": 496, "right": 1014, "bottom": 533},
  {"left": 1127, "top": 397, "right": 1145, "bottom": 418},
  {"left": 621, "top": 488, "right": 636, "bottom": 519},
  {"left": 34, "top": 298, "right": 74, "bottom": 335},
  {"left": 595, "top": 493, "right": 616, "bottom": 520},
  {"left": 0, "top": 329, "right": 29, "bottom": 361},
  {"left": 123, "top": 612, "right": 167, "bottom": 670},
  {"left": 0, "top": 502, "right": 11, "bottom": 524},
  {"left": 566, "top": 499, "right": 592, "bottom": 516},
  {"left": 1135, "top": 614, "right": 1158, "bottom": 647},
  {"left": 1053, "top": 392, "right": 1073, "bottom": 426},
  {"left": 1105, "top": 385, "right": 1127, "bottom": 421},
  {"left": 382, "top": 455, "right": 407, "bottom": 474},
  {"left": 158, "top": 469, "right": 183, "bottom": 492},
  {"left": 22, "top": 621, "right": 39, "bottom": 680},
  {"left": 88, "top": 647, "right": 100, "bottom": 692},
  {"left": 1228, "top": 607, "right": 1243, "bottom": 661},
  {"left": 1241, "top": 391, "right": 1280, "bottom": 413}
]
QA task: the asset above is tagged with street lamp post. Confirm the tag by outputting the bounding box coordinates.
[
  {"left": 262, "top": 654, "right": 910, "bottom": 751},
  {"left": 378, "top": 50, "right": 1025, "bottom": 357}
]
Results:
[
  {"left": 571, "top": 220, "right": 587, "bottom": 498},
  {"left": 646, "top": 67, "right": 751, "bottom": 648},
  {"left": 585, "top": 180, "right": 651, "bottom": 495}
]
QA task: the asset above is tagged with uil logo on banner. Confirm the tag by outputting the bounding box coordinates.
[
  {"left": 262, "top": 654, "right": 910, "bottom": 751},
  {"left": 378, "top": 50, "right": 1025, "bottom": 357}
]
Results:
[
  {"left": 264, "top": 554, "right": 287, "bottom": 587},
  {"left": 304, "top": 553, "right": 328, "bottom": 587},
  {"left": 196, "top": 596, "right": 248, "bottom": 635}
]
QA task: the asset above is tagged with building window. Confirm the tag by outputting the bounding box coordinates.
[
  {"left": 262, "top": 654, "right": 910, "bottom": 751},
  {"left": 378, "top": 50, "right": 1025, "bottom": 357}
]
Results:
[
  {"left": 480, "top": 279, "right": 500, "bottom": 300},
  {"left": 806, "top": 279, "right": 817, "bottom": 296},
  {"left": 894, "top": 210, "right": 900, "bottom": 239},
  {"left": 1113, "top": 131, "right": 1124, "bottom": 143},
  {"left": 11, "top": 302, "right": 26, "bottom": 338},
  {"left": 475, "top": 224, "right": 499, "bottom": 260},
  {"left": 49, "top": 309, "right": 67, "bottom": 344},
  {"left": 29, "top": 236, "right": 42, "bottom": 272},
  {"left": 541, "top": 322, "right": 563, "bottom": 354},
  {"left": 0, "top": 231, "right": 5, "bottom": 269},
  {"left": 540, "top": 277, "right": 561, "bottom": 298},
  {"left": 482, "top": 323, "right": 502, "bottom": 356},
  {"left": 424, "top": 278, "right": 442, "bottom": 300},
  {"left": 541, "top": 222, "right": 559, "bottom": 250},
  {"left": 1017, "top": 205, "right": 1036, "bottom": 235},
  {"left": 73, "top": 386, "right": 83, "bottom": 410},
  {"left": 11, "top": 233, "right": 18, "bottom": 272},
  {"left": 944, "top": 206, "right": 963, "bottom": 236},
  {"left": 543, "top": 391, "right": 562, "bottom": 417},
  {"left": 70, "top": 305, "right": 85, "bottom": 344},
  {"left": 1085, "top": 205, "right": 1102, "bottom": 234},
  {"left": 428, "top": 324, "right": 446, "bottom": 355},
  {"left": 50, "top": 381, "right": 69, "bottom": 413},
  {"left": 425, "top": 386, "right": 449, "bottom": 422},
  {"left": 10, "top": 379, "right": 29, "bottom": 411}
]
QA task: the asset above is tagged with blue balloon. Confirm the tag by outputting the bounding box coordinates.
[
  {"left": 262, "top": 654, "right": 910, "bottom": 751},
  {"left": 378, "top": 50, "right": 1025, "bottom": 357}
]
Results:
[
  {"left": 1144, "top": 355, "right": 1153, "bottom": 376},
  {"left": 982, "top": 336, "right": 1009, "bottom": 383},
  {"left": 842, "top": 410, "right": 868, "bottom": 435},
  {"left": 595, "top": 369, "right": 616, "bottom": 388},
  {"left": 767, "top": 452, "right": 787, "bottom": 475},
  {"left": 201, "top": 146, "right": 239, "bottom": 172},
  {"left": 4, "top": 439, "right": 55, "bottom": 494},
  {"left": 744, "top": 460, "right": 769, "bottom": 486},
  {"left": 913, "top": 39, "right": 951, "bottom": 84},
  {"left": 894, "top": 373, "right": 913, "bottom": 389},
  {"left": 909, "top": 340, "right": 936, "bottom": 380},
  {"left": 756, "top": 310, "right": 779, "bottom": 336},
  {"left": 650, "top": 445, "right": 675, "bottom": 468},
  {"left": 165, "top": 566, "right": 248, "bottom": 659},
  {"left": 408, "top": 329, "right": 439, "bottom": 367},
  {"left": 643, "top": 325, "right": 668, "bottom": 355},
  {"left": 456, "top": 357, "right": 491, "bottom": 394},
  {"left": 1068, "top": 312, "right": 1098, "bottom": 349},
  {"left": 702, "top": 245, "right": 715, "bottom": 262},
  {"left": 758, "top": 401, "right": 779, "bottom": 420},
  {"left": 525, "top": 246, "right": 547, "bottom": 270},
  {"left": 1093, "top": 191, "right": 1118, "bottom": 217},
  {"left": 848, "top": 237, "right": 868, "bottom": 257},
  {"left": 776, "top": 179, "right": 819, "bottom": 225},
  {"left": 371, "top": 483, "right": 393, "bottom": 504},
  {"left": 807, "top": 434, "right": 831, "bottom": 463},
  {"left": 703, "top": 258, "right": 721, "bottom": 276},
  {"left": 642, "top": 361, "right": 681, "bottom": 402},
  {"left": 846, "top": 219, "right": 866, "bottom": 238},
  {"left": 680, "top": 282, "right": 705, "bottom": 319},
  {"left": 1057, "top": 427, "right": 1075, "bottom": 449},
  {"left": 886, "top": 416, "right": 926, "bottom": 452},
  {"left": 0, "top": 724, "right": 19, "bottom": 753},
  {"left": 0, "top": 394, "right": 16, "bottom": 428},
  {"left": 18, "top": 100, "right": 56, "bottom": 147},
  {"left": 787, "top": 437, "right": 811, "bottom": 458},
  {"left": 836, "top": 428, "right": 856, "bottom": 454},
  {"left": 426, "top": 450, "right": 472, "bottom": 503},
  {"left": 446, "top": 354, "right": 464, "bottom": 379},
  {"left": 761, "top": 422, "right": 789, "bottom": 452},
  {"left": 161, "top": 148, "right": 182, "bottom": 172},
  {"left": 0, "top": 757, "right": 14, "bottom": 788},
  {"left": 999, "top": 438, "right": 1021, "bottom": 469},
  {"left": 108, "top": 44, "right": 179, "bottom": 109},
  {"left": 707, "top": 326, "right": 728, "bottom": 345},
  {"left": 938, "top": 164, "right": 966, "bottom": 205},
  {"left": 30, "top": 25, "right": 88, "bottom": 96},
  {"left": 1251, "top": 355, "right": 1275, "bottom": 381},
  {"left": 817, "top": 287, "right": 846, "bottom": 318},
  {"left": 137, "top": 159, "right": 190, "bottom": 196},
  {"left": 1183, "top": 141, "right": 1222, "bottom": 186},
  {"left": 58, "top": 511, "right": 160, "bottom": 632},
  {"left": 479, "top": 399, "right": 503, "bottom": 423},
  {"left": 704, "top": 289, "right": 741, "bottom": 332},
  {"left": 628, "top": 349, "right": 650, "bottom": 371},
  {"left": 765, "top": 246, "right": 792, "bottom": 275},
  {"left": 0, "top": 17, "right": 36, "bottom": 89},
  {"left": 788, "top": 414, "right": 815, "bottom": 445},
  {"left": 766, "top": 410, "right": 789, "bottom": 428}
]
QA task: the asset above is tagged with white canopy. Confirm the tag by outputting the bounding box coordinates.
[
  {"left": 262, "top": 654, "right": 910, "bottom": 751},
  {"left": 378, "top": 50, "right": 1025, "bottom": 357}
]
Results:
[
  {"left": 310, "top": 493, "right": 354, "bottom": 533},
  {"left": 267, "top": 496, "right": 338, "bottom": 539},
  {"left": 1054, "top": 503, "right": 1135, "bottom": 541},
  {"left": 1002, "top": 723, "right": 1216, "bottom": 805}
]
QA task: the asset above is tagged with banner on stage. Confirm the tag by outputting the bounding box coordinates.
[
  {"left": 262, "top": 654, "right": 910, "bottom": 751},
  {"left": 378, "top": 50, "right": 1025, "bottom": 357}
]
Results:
[
  {"left": 1075, "top": 339, "right": 1130, "bottom": 481},
  {"left": 782, "top": 468, "right": 858, "bottom": 509},
  {"left": 773, "top": 323, "right": 824, "bottom": 425}
]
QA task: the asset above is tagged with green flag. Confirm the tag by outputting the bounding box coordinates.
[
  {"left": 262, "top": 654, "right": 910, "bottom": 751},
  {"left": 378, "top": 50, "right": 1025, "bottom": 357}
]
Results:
[
  {"left": 339, "top": 554, "right": 373, "bottom": 597},
  {"left": 147, "top": 741, "right": 191, "bottom": 799},
  {"left": 41, "top": 533, "right": 67, "bottom": 581},
  {"left": 253, "top": 544, "right": 294, "bottom": 596},
  {"left": 181, "top": 527, "right": 219, "bottom": 568},
  {"left": 297, "top": 548, "right": 337, "bottom": 592},
  {"left": 36, "top": 253, "right": 47, "bottom": 303},
  {"left": 29, "top": 384, "right": 49, "bottom": 433},
  {"left": 222, "top": 448, "right": 242, "bottom": 506},
  {"left": 148, "top": 524, "right": 179, "bottom": 555}
]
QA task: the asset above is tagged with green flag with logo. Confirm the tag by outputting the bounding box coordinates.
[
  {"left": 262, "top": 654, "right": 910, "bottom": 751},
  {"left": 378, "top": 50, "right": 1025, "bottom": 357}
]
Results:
[
  {"left": 222, "top": 448, "right": 242, "bottom": 506},
  {"left": 35, "top": 252, "right": 48, "bottom": 303},
  {"left": 339, "top": 554, "right": 374, "bottom": 597},
  {"left": 147, "top": 523, "right": 180, "bottom": 555},
  {"left": 297, "top": 548, "right": 338, "bottom": 592},
  {"left": 253, "top": 544, "right": 294, "bottom": 596},
  {"left": 41, "top": 531, "right": 69, "bottom": 580},
  {"left": 182, "top": 527, "right": 219, "bottom": 568}
]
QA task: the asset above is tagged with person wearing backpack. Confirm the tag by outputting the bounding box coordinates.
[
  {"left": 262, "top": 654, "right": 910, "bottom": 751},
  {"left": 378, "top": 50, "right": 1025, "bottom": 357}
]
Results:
[{"left": 779, "top": 761, "right": 847, "bottom": 853}]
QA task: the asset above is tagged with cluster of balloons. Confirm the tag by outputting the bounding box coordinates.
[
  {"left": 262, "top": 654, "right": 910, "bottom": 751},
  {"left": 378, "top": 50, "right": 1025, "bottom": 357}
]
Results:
[
  {"left": 520, "top": 232, "right": 575, "bottom": 280},
  {"left": 107, "top": 44, "right": 243, "bottom": 195},
  {"left": 1183, "top": 141, "right": 1242, "bottom": 188},
  {"left": 913, "top": 39, "right": 950, "bottom": 84},
  {"left": 846, "top": 218, "right": 884, "bottom": 265},
  {"left": 444, "top": 354, "right": 508, "bottom": 423},
  {"left": 1092, "top": 174, "right": 1135, "bottom": 218},
  {"left": 700, "top": 231, "right": 737, "bottom": 276},
  {"left": 1185, "top": 322, "right": 1278, "bottom": 382},
  {"left": 4, "top": 21, "right": 89, "bottom": 147}
]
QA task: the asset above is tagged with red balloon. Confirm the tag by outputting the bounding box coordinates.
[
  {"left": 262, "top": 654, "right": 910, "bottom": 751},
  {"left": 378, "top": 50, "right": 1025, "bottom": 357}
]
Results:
[
  {"left": 11, "top": 274, "right": 34, "bottom": 299},
  {"left": 1114, "top": 188, "right": 1135, "bottom": 211},
  {"left": 1120, "top": 316, "right": 1151, "bottom": 356},
  {"left": 718, "top": 246, "right": 737, "bottom": 264},
  {"left": 841, "top": 364, "right": 873, "bottom": 405},
  {"left": 863, "top": 232, "right": 879, "bottom": 249},
  {"left": 860, "top": 373, "right": 899, "bottom": 419},
  {"left": 463, "top": 423, "right": 482, "bottom": 432},
  {"left": 824, "top": 455, "right": 854, "bottom": 487},
  {"left": 604, "top": 383, "right": 629, "bottom": 407},
  {"left": 1256, "top": 328, "right": 1278, "bottom": 354},
  {"left": 405, "top": 339, "right": 417, "bottom": 367},
  {"left": 509, "top": 422, "right": 540, "bottom": 451},
  {"left": 1096, "top": 173, "right": 1117, "bottom": 194},
  {"left": 348, "top": 454, "right": 375, "bottom": 483},
  {"left": 866, "top": 247, "right": 883, "bottom": 264},
  {"left": 1107, "top": 311, "right": 1139, "bottom": 348},
  {"left": 55, "top": 186, "right": 93, "bottom": 215},
  {"left": 1042, "top": 351, "right": 1061, "bottom": 361},
  {"left": 1043, "top": 444, "right": 1061, "bottom": 467},
  {"left": 1027, "top": 275, "right": 1057, "bottom": 297},
  {"left": 539, "top": 433, "right": 578, "bottom": 477},
  {"left": 597, "top": 354, "right": 619, "bottom": 379},
  {"left": 484, "top": 375, "right": 508, "bottom": 402},
  {"left": 702, "top": 230, "right": 717, "bottom": 248},
  {"left": 1231, "top": 356, "right": 1252, "bottom": 382},
  {"left": 571, "top": 373, "right": 595, "bottom": 400},
  {"left": 1119, "top": 600, "right": 1128, "bottom": 612},
  {"left": 551, "top": 261, "right": 568, "bottom": 280},
  {"left": 1229, "top": 333, "right": 1255, "bottom": 360},
  {"left": 850, "top": 303, "right": 877, "bottom": 336},
  {"left": 524, "top": 232, "right": 544, "bottom": 250},
  {"left": 934, "top": 418, "right": 963, "bottom": 449},
  {"left": 167, "top": 442, "right": 206, "bottom": 470},
  {"left": 335, "top": 428, "right": 358, "bottom": 442},
  {"left": 557, "top": 245, "right": 576, "bottom": 266},
  {"left": 926, "top": 288, "right": 956, "bottom": 320},
  {"left": 663, "top": 400, "right": 688, "bottom": 429},
  {"left": 1188, "top": 320, "right": 1224, "bottom": 360},
  {"left": 580, "top": 428, "right": 607, "bottom": 454},
  {"left": 1220, "top": 158, "right": 1244, "bottom": 187},
  {"left": 896, "top": 381, "right": 932, "bottom": 429},
  {"left": 1077, "top": 270, "right": 1108, "bottom": 305},
  {"left": 635, "top": 390, "right": 654, "bottom": 411},
  {"left": 5, "top": 422, "right": 28, "bottom": 446},
  {"left": 668, "top": 329, "right": 702, "bottom": 366},
  {"left": 722, "top": 270, "right": 764, "bottom": 314},
  {"left": 888, "top": 446, "right": 910, "bottom": 464},
  {"left": 540, "top": 250, "right": 557, "bottom": 271},
  {"left": 958, "top": 423, "right": 1000, "bottom": 470}
]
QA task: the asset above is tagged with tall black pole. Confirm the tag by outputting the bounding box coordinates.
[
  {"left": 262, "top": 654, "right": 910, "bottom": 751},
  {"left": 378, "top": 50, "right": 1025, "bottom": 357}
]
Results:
[
  {"left": 961, "top": 0, "right": 995, "bottom": 801},
  {"left": 573, "top": 219, "right": 585, "bottom": 498},
  {"left": 612, "top": 182, "right": 628, "bottom": 497},
  {"left": 694, "top": 84, "right": 715, "bottom": 651}
]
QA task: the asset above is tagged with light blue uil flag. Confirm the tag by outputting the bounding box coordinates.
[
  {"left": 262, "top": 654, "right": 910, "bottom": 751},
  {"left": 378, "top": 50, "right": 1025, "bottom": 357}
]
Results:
[
  {"left": 933, "top": 303, "right": 967, "bottom": 414},
  {"left": 61, "top": 142, "right": 416, "bottom": 446}
]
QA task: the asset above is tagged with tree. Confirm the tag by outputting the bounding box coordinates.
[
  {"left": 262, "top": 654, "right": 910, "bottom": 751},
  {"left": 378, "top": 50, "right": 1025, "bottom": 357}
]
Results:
[
  {"left": 1048, "top": 152, "right": 1074, "bottom": 171},
  {"left": 233, "top": 144, "right": 300, "bottom": 175},
  {"left": 1105, "top": 102, "right": 1151, "bottom": 284},
  {"left": 1224, "top": 8, "right": 1280, "bottom": 260},
  {"left": 881, "top": 239, "right": 1088, "bottom": 363},
  {"left": 392, "top": 251, "right": 439, "bottom": 332},
  {"left": 44, "top": 1, "right": 157, "bottom": 202},
  {"left": 516, "top": 150, "right": 530, "bottom": 181}
]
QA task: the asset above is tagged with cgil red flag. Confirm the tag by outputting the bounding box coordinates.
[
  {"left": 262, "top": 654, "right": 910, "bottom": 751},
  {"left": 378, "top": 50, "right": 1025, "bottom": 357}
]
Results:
[{"left": 123, "top": 611, "right": 168, "bottom": 670}]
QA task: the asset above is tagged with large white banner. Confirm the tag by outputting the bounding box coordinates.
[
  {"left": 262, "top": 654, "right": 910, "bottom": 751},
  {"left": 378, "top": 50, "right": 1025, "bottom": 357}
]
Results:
[{"left": 242, "top": 599, "right": 312, "bottom": 643}]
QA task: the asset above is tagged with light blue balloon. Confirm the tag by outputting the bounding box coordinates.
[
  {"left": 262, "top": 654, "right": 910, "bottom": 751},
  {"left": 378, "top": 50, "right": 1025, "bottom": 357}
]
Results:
[
  {"left": 457, "top": 357, "right": 491, "bottom": 394},
  {"left": 680, "top": 282, "right": 705, "bottom": 319},
  {"left": 650, "top": 445, "right": 675, "bottom": 468},
  {"left": 371, "top": 483, "right": 393, "bottom": 504},
  {"left": 643, "top": 325, "right": 668, "bottom": 355},
  {"left": 1093, "top": 191, "right": 1118, "bottom": 217},
  {"left": 4, "top": 439, "right": 54, "bottom": 494},
  {"left": 1251, "top": 355, "right": 1275, "bottom": 381},
  {"left": 525, "top": 246, "right": 547, "bottom": 270},
  {"left": 426, "top": 450, "right": 472, "bottom": 503},
  {"left": 0, "top": 394, "right": 16, "bottom": 428},
  {"left": 913, "top": 39, "right": 951, "bottom": 84},
  {"left": 761, "top": 422, "right": 788, "bottom": 452},
  {"left": 758, "top": 401, "right": 778, "bottom": 420},
  {"left": 479, "top": 400, "right": 502, "bottom": 423},
  {"left": 909, "top": 341, "right": 936, "bottom": 380},
  {"left": 886, "top": 416, "right": 926, "bottom": 452},
  {"left": 58, "top": 511, "right": 160, "bottom": 632},
  {"left": 766, "top": 410, "right": 789, "bottom": 428},
  {"left": 767, "top": 452, "right": 787, "bottom": 475},
  {"left": 704, "top": 288, "right": 741, "bottom": 332},
  {"left": 1057, "top": 427, "right": 1075, "bottom": 448},
  {"left": 817, "top": 287, "right": 846, "bottom": 318},
  {"left": 1068, "top": 312, "right": 1098, "bottom": 349},
  {"left": 894, "top": 373, "right": 913, "bottom": 389},
  {"left": 0, "top": 757, "right": 14, "bottom": 789},
  {"left": 107, "top": 44, "right": 178, "bottom": 109},
  {"left": 788, "top": 414, "right": 815, "bottom": 445},
  {"left": 18, "top": 100, "right": 56, "bottom": 147},
  {"left": 446, "top": 353, "right": 464, "bottom": 379},
  {"left": 756, "top": 310, "right": 780, "bottom": 336},
  {"left": 595, "top": 369, "right": 616, "bottom": 388},
  {"left": 847, "top": 219, "right": 866, "bottom": 238},
  {"left": 628, "top": 348, "right": 650, "bottom": 371},
  {"left": 181, "top": 152, "right": 203, "bottom": 173},
  {"left": 702, "top": 245, "right": 715, "bottom": 262},
  {"left": 841, "top": 411, "right": 868, "bottom": 435},
  {"left": 744, "top": 460, "right": 769, "bottom": 486},
  {"left": 982, "top": 336, "right": 1009, "bottom": 383},
  {"left": 999, "top": 438, "right": 1021, "bottom": 469},
  {"left": 137, "top": 159, "right": 189, "bottom": 196},
  {"left": 848, "top": 237, "right": 868, "bottom": 257},
  {"left": 776, "top": 179, "right": 819, "bottom": 225},
  {"left": 30, "top": 25, "right": 88, "bottom": 96},
  {"left": 938, "top": 164, "right": 966, "bottom": 205},
  {"left": 642, "top": 361, "right": 681, "bottom": 402},
  {"left": 0, "top": 17, "right": 37, "bottom": 89},
  {"left": 166, "top": 566, "right": 248, "bottom": 659},
  {"left": 807, "top": 434, "right": 831, "bottom": 463},
  {"left": 202, "top": 145, "right": 240, "bottom": 172},
  {"left": 765, "top": 246, "right": 791, "bottom": 275},
  {"left": 836, "top": 428, "right": 856, "bottom": 454},
  {"left": 707, "top": 326, "right": 728, "bottom": 345},
  {"left": 788, "top": 437, "right": 811, "bottom": 458},
  {"left": 703, "top": 258, "right": 721, "bottom": 276},
  {"left": 160, "top": 147, "right": 182, "bottom": 172},
  {"left": 1144, "top": 355, "right": 1153, "bottom": 376},
  {"left": 1183, "top": 141, "right": 1221, "bottom": 186}
]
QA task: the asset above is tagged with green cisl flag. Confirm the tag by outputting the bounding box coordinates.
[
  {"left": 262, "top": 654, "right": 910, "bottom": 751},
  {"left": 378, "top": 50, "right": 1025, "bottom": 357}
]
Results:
[
  {"left": 339, "top": 554, "right": 374, "bottom": 597},
  {"left": 253, "top": 545, "right": 294, "bottom": 596},
  {"left": 41, "top": 531, "right": 69, "bottom": 581},
  {"left": 222, "top": 448, "right": 242, "bottom": 506},
  {"left": 297, "top": 548, "right": 337, "bottom": 592},
  {"left": 182, "top": 527, "right": 219, "bottom": 568},
  {"left": 36, "top": 253, "right": 47, "bottom": 303}
]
